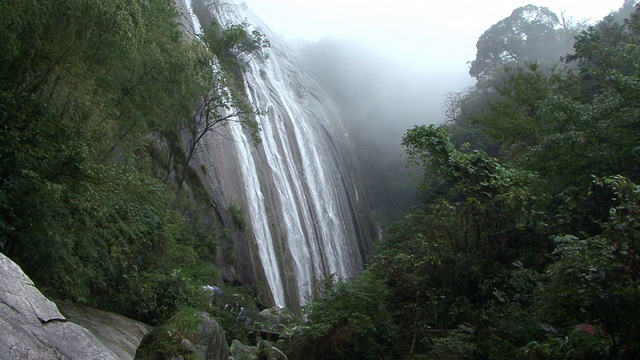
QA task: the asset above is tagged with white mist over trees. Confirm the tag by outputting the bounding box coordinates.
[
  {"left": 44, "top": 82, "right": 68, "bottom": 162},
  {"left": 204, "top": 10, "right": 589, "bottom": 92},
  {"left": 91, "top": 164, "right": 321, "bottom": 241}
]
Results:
[
  {"left": 285, "top": 2, "right": 623, "bottom": 222},
  {"left": 293, "top": 39, "right": 471, "bottom": 221},
  {"left": 468, "top": 4, "right": 581, "bottom": 82}
]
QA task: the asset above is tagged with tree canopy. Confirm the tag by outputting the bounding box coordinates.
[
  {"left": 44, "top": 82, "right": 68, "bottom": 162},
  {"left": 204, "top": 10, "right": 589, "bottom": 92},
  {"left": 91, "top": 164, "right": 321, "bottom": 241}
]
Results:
[{"left": 469, "top": 5, "right": 579, "bottom": 83}]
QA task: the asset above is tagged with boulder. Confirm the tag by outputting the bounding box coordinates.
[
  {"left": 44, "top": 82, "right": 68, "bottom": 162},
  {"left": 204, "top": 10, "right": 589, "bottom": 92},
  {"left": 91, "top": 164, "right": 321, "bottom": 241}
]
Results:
[
  {"left": 257, "top": 306, "right": 297, "bottom": 333},
  {"left": 229, "top": 339, "right": 287, "bottom": 360},
  {"left": 136, "top": 310, "right": 229, "bottom": 360},
  {"left": 0, "top": 252, "right": 119, "bottom": 359},
  {"left": 230, "top": 339, "right": 258, "bottom": 360},
  {"left": 57, "top": 302, "right": 152, "bottom": 360}
]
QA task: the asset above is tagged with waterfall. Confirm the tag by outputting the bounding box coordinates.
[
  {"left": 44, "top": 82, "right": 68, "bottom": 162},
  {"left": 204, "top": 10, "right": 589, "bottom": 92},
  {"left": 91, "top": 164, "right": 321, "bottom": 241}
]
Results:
[{"left": 181, "top": 0, "right": 376, "bottom": 310}]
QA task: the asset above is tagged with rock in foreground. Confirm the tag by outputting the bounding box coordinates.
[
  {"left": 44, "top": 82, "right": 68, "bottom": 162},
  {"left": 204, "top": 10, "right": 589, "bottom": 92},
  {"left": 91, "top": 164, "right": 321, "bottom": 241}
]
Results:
[
  {"left": 136, "top": 310, "right": 229, "bottom": 360},
  {"left": 57, "top": 302, "right": 152, "bottom": 360},
  {"left": 0, "top": 252, "right": 120, "bottom": 359}
]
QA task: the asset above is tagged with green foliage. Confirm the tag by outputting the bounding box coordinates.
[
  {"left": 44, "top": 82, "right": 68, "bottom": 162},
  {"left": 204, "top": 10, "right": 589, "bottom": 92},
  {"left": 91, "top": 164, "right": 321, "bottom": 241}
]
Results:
[
  {"left": 136, "top": 308, "right": 206, "bottom": 360},
  {"left": 531, "top": 176, "right": 640, "bottom": 358},
  {"left": 468, "top": 64, "right": 578, "bottom": 161},
  {"left": 371, "top": 126, "right": 545, "bottom": 357},
  {"left": 162, "top": 18, "right": 265, "bottom": 189},
  {"left": 442, "top": 91, "right": 500, "bottom": 157},
  {"left": 403, "top": 124, "right": 536, "bottom": 202},
  {"left": 229, "top": 201, "right": 248, "bottom": 232},
  {"left": 206, "top": 284, "right": 262, "bottom": 345},
  {"left": 466, "top": 4, "right": 640, "bottom": 237},
  {"left": 522, "top": 328, "right": 610, "bottom": 360},
  {"left": 358, "top": 5, "right": 640, "bottom": 358},
  {"left": 428, "top": 324, "right": 477, "bottom": 360},
  {"left": 3, "top": 1, "right": 640, "bottom": 358},
  {"left": 257, "top": 340, "right": 278, "bottom": 360},
  {"left": 469, "top": 5, "right": 576, "bottom": 83},
  {"left": 285, "top": 274, "right": 398, "bottom": 360},
  {"left": 0, "top": 0, "right": 268, "bottom": 327},
  {"left": 171, "top": 307, "right": 204, "bottom": 338},
  {"left": 202, "top": 17, "right": 270, "bottom": 79},
  {"left": 114, "top": 266, "right": 209, "bottom": 325}
]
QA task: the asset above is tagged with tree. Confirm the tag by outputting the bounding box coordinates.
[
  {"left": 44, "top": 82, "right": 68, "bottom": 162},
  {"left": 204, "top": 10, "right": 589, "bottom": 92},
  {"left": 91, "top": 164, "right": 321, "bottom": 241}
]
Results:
[
  {"left": 469, "top": 5, "right": 574, "bottom": 83},
  {"left": 287, "top": 274, "right": 398, "bottom": 360},
  {"left": 529, "top": 176, "right": 640, "bottom": 359},
  {"left": 474, "top": 4, "right": 640, "bottom": 192},
  {"left": 286, "top": 4, "right": 640, "bottom": 358},
  {"left": 466, "top": 64, "right": 579, "bottom": 161},
  {"left": 354, "top": 125, "right": 546, "bottom": 358},
  {"left": 163, "top": 18, "right": 268, "bottom": 189},
  {"left": 443, "top": 91, "right": 466, "bottom": 124}
]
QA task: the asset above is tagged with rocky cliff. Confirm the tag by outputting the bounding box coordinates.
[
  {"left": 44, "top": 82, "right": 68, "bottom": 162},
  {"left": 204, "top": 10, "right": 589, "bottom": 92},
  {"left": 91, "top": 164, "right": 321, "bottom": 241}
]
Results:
[{"left": 177, "top": 0, "right": 379, "bottom": 313}]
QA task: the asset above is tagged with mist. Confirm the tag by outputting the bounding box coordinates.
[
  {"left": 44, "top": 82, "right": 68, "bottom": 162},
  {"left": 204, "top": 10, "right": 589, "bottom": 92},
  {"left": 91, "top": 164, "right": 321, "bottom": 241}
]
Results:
[
  {"left": 290, "top": 38, "right": 475, "bottom": 220},
  {"left": 241, "top": 0, "right": 626, "bottom": 222}
]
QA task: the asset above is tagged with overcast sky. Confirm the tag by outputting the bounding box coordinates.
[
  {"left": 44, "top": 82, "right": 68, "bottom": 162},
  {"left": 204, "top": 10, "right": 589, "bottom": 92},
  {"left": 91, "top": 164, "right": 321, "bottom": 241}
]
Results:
[
  {"left": 239, "top": 0, "right": 627, "bottom": 126},
  {"left": 243, "top": 0, "right": 625, "bottom": 71}
]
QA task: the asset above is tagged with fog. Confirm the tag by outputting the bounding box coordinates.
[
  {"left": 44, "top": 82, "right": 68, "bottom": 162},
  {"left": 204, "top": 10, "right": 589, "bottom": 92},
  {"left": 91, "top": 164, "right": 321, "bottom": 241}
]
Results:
[
  {"left": 244, "top": 0, "right": 621, "bottom": 72},
  {"left": 290, "top": 37, "right": 481, "bottom": 219},
  {"left": 241, "top": 0, "right": 626, "bottom": 221},
  {"left": 245, "top": 0, "right": 622, "bottom": 104},
  {"left": 297, "top": 38, "right": 447, "bottom": 219}
]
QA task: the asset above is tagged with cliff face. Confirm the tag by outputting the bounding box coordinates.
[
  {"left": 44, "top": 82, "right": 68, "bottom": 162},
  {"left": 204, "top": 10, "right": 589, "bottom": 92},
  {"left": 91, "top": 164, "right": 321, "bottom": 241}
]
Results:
[{"left": 177, "top": 0, "right": 378, "bottom": 312}]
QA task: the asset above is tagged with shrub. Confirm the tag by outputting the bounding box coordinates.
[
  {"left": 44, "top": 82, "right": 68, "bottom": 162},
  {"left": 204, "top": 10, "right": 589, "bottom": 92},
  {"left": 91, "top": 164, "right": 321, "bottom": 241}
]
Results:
[{"left": 285, "top": 273, "right": 398, "bottom": 360}]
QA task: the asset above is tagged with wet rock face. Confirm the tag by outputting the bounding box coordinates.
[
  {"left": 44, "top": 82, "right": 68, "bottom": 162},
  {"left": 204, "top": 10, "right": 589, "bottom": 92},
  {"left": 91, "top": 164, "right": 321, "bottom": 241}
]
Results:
[
  {"left": 0, "top": 252, "right": 120, "bottom": 359},
  {"left": 186, "top": 0, "right": 378, "bottom": 313}
]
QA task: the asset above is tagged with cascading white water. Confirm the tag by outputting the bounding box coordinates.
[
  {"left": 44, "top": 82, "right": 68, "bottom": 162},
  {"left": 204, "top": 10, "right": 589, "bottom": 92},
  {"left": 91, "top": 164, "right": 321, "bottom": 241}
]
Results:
[
  {"left": 229, "top": 122, "right": 288, "bottom": 307},
  {"left": 183, "top": 0, "right": 374, "bottom": 309},
  {"left": 184, "top": 0, "right": 286, "bottom": 307}
]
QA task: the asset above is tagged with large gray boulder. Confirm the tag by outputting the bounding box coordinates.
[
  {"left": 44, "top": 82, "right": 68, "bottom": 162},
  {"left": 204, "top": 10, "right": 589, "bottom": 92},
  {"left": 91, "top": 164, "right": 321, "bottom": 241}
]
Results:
[
  {"left": 257, "top": 307, "right": 296, "bottom": 333},
  {"left": 136, "top": 311, "right": 229, "bottom": 360},
  {"left": 57, "top": 302, "right": 152, "bottom": 360},
  {"left": 229, "top": 339, "right": 287, "bottom": 360},
  {"left": 0, "top": 252, "right": 119, "bottom": 359}
]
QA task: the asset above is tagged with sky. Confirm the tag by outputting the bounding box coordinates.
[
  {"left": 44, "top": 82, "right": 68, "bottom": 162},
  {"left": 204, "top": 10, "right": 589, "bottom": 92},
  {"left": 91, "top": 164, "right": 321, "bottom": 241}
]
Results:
[
  {"left": 243, "top": 0, "right": 625, "bottom": 71},
  {"left": 239, "top": 0, "right": 628, "bottom": 131}
]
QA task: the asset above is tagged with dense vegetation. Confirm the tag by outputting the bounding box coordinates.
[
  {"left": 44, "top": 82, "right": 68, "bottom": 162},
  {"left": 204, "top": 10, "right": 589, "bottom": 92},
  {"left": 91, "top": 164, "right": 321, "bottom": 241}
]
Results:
[
  {"left": 3, "top": 1, "right": 640, "bottom": 359},
  {"left": 0, "top": 0, "right": 267, "bottom": 325},
  {"left": 288, "top": 2, "right": 640, "bottom": 359}
]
